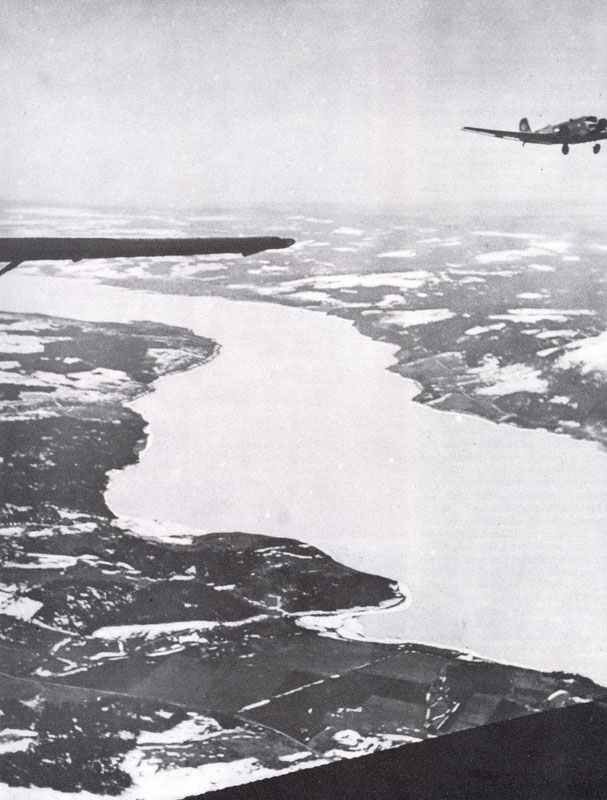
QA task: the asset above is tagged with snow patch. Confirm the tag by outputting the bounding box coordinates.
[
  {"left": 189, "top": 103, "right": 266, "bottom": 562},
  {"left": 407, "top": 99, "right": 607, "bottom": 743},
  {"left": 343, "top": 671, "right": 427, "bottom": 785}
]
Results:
[
  {"left": 472, "top": 358, "right": 548, "bottom": 396},
  {"left": 528, "top": 263, "right": 555, "bottom": 272},
  {"left": 476, "top": 248, "right": 550, "bottom": 264},
  {"left": 136, "top": 714, "right": 220, "bottom": 745},
  {"left": 314, "top": 271, "right": 431, "bottom": 290},
  {"left": 377, "top": 293, "right": 406, "bottom": 307},
  {"left": 278, "top": 751, "right": 314, "bottom": 763},
  {"left": 380, "top": 309, "right": 455, "bottom": 328},
  {"left": 0, "top": 586, "right": 43, "bottom": 620},
  {"left": 286, "top": 291, "right": 343, "bottom": 306},
  {"left": 92, "top": 614, "right": 268, "bottom": 640},
  {"left": 535, "top": 329, "right": 577, "bottom": 340},
  {"left": 472, "top": 230, "right": 539, "bottom": 240},
  {"left": 260, "top": 271, "right": 434, "bottom": 294},
  {"left": 377, "top": 250, "right": 416, "bottom": 259},
  {"left": 464, "top": 323, "right": 506, "bottom": 336},
  {"left": 332, "top": 227, "right": 363, "bottom": 236},
  {"left": 3, "top": 553, "right": 78, "bottom": 570},
  {"left": 557, "top": 331, "right": 607, "bottom": 375},
  {"left": 0, "top": 335, "right": 46, "bottom": 354},
  {"left": 490, "top": 308, "right": 595, "bottom": 325},
  {"left": 0, "top": 729, "right": 38, "bottom": 754},
  {"left": 120, "top": 752, "right": 327, "bottom": 800}
]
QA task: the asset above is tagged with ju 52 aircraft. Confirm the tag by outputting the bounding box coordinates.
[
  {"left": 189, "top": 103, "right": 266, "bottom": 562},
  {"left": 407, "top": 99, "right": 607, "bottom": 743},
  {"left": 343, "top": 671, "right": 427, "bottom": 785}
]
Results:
[{"left": 463, "top": 115, "right": 607, "bottom": 155}]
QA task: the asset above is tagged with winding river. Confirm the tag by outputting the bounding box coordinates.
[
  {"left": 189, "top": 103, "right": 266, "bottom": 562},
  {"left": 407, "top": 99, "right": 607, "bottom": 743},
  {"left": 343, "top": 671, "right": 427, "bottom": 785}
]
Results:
[{"left": 4, "top": 273, "right": 607, "bottom": 682}]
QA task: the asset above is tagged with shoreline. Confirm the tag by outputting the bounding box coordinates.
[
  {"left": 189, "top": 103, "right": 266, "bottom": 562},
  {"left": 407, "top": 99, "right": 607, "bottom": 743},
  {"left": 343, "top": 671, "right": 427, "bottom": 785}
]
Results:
[{"left": 101, "top": 274, "right": 607, "bottom": 452}]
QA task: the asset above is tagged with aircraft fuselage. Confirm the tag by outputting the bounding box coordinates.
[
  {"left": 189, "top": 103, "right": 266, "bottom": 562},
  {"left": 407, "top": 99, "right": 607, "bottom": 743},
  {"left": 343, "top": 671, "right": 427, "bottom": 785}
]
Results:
[{"left": 535, "top": 115, "right": 607, "bottom": 144}]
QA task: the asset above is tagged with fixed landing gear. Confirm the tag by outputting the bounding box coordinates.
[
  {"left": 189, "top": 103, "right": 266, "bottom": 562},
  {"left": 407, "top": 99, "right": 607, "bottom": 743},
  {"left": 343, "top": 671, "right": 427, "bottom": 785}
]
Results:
[
  {"left": 561, "top": 143, "right": 569, "bottom": 155},
  {"left": 593, "top": 143, "right": 601, "bottom": 154}
]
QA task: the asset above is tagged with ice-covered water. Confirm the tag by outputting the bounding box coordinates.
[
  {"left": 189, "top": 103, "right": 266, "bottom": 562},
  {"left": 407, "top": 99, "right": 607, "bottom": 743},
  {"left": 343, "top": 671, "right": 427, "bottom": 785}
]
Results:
[{"left": 3, "top": 272, "right": 607, "bottom": 682}]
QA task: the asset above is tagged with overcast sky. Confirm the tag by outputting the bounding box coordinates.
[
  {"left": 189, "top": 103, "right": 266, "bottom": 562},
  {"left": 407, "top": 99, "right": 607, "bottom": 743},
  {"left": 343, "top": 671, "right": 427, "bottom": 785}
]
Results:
[{"left": 2, "top": 0, "right": 607, "bottom": 209}]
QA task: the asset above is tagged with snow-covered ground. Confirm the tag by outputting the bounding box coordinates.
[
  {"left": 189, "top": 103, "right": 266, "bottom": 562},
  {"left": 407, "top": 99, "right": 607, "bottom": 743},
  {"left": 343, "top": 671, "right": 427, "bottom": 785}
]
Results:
[
  {"left": 379, "top": 309, "right": 455, "bottom": 328},
  {"left": 472, "top": 358, "right": 548, "bottom": 396},
  {"left": 557, "top": 330, "right": 607, "bottom": 374}
]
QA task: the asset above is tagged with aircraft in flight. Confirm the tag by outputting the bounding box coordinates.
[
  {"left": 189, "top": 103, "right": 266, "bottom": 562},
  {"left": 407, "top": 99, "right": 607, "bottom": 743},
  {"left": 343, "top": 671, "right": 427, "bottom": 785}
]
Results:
[
  {"left": 0, "top": 236, "right": 295, "bottom": 278},
  {"left": 463, "top": 116, "right": 607, "bottom": 155}
]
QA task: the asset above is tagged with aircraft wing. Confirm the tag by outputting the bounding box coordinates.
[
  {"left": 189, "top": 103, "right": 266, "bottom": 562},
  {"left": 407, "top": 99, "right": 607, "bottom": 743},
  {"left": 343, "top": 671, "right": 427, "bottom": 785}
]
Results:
[
  {"left": 462, "top": 126, "right": 553, "bottom": 144},
  {"left": 0, "top": 236, "right": 295, "bottom": 277}
]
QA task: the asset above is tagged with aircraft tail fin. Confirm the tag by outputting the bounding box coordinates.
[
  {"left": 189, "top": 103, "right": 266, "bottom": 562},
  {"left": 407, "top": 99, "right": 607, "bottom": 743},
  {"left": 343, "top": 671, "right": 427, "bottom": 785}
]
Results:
[{"left": 519, "top": 117, "right": 531, "bottom": 132}]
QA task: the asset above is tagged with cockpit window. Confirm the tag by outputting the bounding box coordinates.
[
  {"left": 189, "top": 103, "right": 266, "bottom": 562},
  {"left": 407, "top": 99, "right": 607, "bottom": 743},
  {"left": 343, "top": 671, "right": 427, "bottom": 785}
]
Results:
[{"left": 586, "top": 116, "right": 598, "bottom": 122}]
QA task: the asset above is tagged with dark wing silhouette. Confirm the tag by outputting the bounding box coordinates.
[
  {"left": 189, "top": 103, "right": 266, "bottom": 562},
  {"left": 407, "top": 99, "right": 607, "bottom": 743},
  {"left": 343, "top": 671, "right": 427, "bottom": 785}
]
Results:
[
  {"left": 0, "top": 236, "right": 295, "bottom": 277},
  {"left": 462, "top": 126, "right": 555, "bottom": 144}
]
